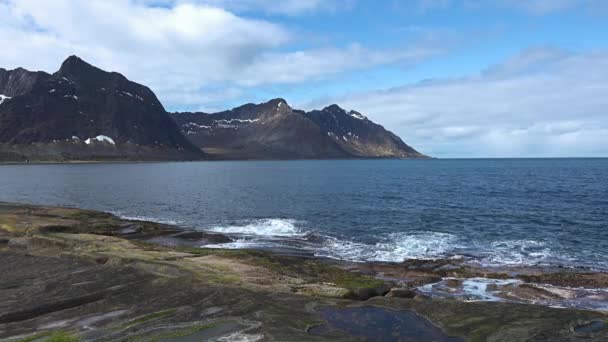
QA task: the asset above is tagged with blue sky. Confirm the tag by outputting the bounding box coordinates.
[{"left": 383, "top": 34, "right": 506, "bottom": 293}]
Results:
[
  {"left": 1, "top": 0, "right": 607, "bottom": 157},
  {"left": 245, "top": 1, "right": 608, "bottom": 108}
]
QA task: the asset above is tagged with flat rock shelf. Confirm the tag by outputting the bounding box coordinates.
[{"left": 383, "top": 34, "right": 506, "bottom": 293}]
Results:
[{"left": 0, "top": 202, "right": 607, "bottom": 341}]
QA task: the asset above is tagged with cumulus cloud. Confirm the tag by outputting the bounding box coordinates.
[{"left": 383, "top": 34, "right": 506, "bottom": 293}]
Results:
[
  {"left": 306, "top": 47, "right": 608, "bottom": 157},
  {"left": 192, "top": 0, "right": 354, "bottom": 15},
  {"left": 140, "top": 0, "right": 352, "bottom": 15},
  {"left": 0, "top": 0, "right": 434, "bottom": 110},
  {"left": 237, "top": 44, "right": 442, "bottom": 86},
  {"left": 0, "top": 0, "right": 288, "bottom": 84},
  {"left": 2, "top": 0, "right": 603, "bottom": 157}
]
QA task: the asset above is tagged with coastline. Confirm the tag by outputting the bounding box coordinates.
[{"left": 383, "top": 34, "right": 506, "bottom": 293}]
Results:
[
  {"left": 5, "top": 156, "right": 608, "bottom": 166},
  {"left": 1, "top": 202, "right": 607, "bottom": 341},
  {"left": 0, "top": 155, "right": 434, "bottom": 166}
]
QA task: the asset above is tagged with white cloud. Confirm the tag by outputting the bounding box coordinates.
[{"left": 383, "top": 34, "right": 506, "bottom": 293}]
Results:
[
  {"left": 236, "top": 44, "right": 442, "bottom": 86},
  {"left": 4, "top": 1, "right": 602, "bottom": 158},
  {"left": 0, "top": 0, "right": 434, "bottom": 111},
  {"left": 306, "top": 48, "right": 608, "bottom": 157},
  {"left": 192, "top": 0, "right": 353, "bottom": 15},
  {"left": 1, "top": 0, "right": 289, "bottom": 76}
]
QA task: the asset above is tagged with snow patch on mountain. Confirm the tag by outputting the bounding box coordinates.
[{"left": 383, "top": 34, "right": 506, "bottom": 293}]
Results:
[
  {"left": 349, "top": 111, "right": 367, "bottom": 120},
  {"left": 185, "top": 122, "right": 211, "bottom": 129},
  {"left": 216, "top": 118, "right": 260, "bottom": 124},
  {"left": 85, "top": 135, "right": 115, "bottom": 145}
]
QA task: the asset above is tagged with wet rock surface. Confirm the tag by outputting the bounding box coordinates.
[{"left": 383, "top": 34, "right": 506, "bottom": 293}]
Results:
[
  {"left": 386, "top": 288, "right": 418, "bottom": 299},
  {"left": 348, "top": 258, "right": 608, "bottom": 311},
  {"left": 574, "top": 320, "right": 606, "bottom": 335},
  {"left": 145, "top": 230, "right": 233, "bottom": 248},
  {"left": 310, "top": 306, "right": 464, "bottom": 342}
]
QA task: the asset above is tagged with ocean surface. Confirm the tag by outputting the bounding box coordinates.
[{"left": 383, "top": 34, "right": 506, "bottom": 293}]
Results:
[{"left": 1, "top": 158, "right": 607, "bottom": 271}]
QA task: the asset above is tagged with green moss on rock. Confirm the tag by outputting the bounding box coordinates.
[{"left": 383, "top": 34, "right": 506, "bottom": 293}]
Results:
[
  {"left": 18, "top": 331, "right": 80, "bottom": 342},
  {"left": 120, "top": 309, "right": 178, "bottom": 329}
]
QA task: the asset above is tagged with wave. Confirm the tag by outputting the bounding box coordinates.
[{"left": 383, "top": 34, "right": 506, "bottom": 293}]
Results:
[
  {"left": 314, "top": 232, "right": 458, "bottom": 262},
  {"left": 113, "top": 212, "right": 602, "bottom": 270},
  {"left": 111, "top": 212, "right": 184, "bottom": 226},
  {"left": 203, "top": 220, "right": 459, "bottom": 263},
  {"left": 476, "top": 239, "right": 559, "bottom": 267},
  {"left": 207, "top": 218, "right": 305, "bottom": 237}
]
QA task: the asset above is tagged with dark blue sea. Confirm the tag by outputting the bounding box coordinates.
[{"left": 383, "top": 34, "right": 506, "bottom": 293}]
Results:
[{"left": 1, "top": 159, "right": 607, "bottom": 270}]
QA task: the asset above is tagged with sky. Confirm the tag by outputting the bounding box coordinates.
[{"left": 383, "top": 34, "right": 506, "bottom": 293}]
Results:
[{"left": 1, "top": 0, "right": 607, "bottom": 157}]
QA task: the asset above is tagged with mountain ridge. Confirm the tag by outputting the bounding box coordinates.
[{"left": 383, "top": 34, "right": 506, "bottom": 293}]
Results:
[
  {"left": 0, "top": 56, "right": 203, "bottom": 162},
  {"left": 171, "top": 98, "right": 428, "bottom": 160},
  {"left": 1, "top": 56, "right": 428, "bottom": 162}
]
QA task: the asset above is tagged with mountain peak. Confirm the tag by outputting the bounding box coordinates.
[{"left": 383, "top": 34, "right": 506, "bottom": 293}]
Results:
[
  {"left": 267, "top": 98, "right": 289, "bottom": 106},
  {"left": 59, "top": 55, "right": 92, "bottom": 70},
  {"left": 56, "top": 55, "right": 107, "bottom": 81},
  {"left": 0, "top": 56, "right": 203, "bottom": 160},
  {"left": 323, "top": 104, "right": 345, "bottom": 113},
  {"left": 64, "top": 55, "right": 83, "bottom": 63},
  {"left": 266, "top": 98, "right": 292, "bottom": 111},
  {"left": 268, "top": 97, "right": 287, "bottom": 104},
  {"left": 172, "top": 99, "right": 427, "bottom": 159}
]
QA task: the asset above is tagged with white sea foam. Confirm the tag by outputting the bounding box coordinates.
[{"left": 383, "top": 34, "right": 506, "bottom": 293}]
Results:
[
  {"left": 461, "top": 278, "right": 522, "bottom": 301},
  {"left": 208, "top": 219, "right": 304, "bottom": 237},
  {"left": 419, "top": 277, "right": 608, "bottom": 311},
  {"left": 419, "top": 277, "right": 522, "bottom": 301},
  {"left": 112, "top": 213, "right": 183, "bottom": 226},
  {"left": 419, "top": 277, "right": 522, "bottom": 300},
  {"left": 95, "top": 211, "right": 596, "bottom": 270},
  {"left": 478, "top": 239, "right": 556, "bottom": 266},
  {"left": 315, "top": 232, "right": 458, "bottom": 262}
]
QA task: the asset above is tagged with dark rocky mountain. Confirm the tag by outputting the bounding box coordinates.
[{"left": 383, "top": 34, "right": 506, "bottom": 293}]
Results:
[
  {"left": 171, "top": 98, "right": 427, "bottom": 160},
  {"left": 0, "top": 56, "right": 426, "bottom": 162},
  {"left": 0, "top": 56, "right": 203, "bottom": 162}
]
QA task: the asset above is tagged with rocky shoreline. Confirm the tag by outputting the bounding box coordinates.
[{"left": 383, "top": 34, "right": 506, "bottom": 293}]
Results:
[{"left": 1, "top": 202, "right": 607, "bottom": 341}]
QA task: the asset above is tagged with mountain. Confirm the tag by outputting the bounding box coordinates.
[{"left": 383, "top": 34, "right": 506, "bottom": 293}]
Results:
[
  {"left": 0, "top": 56, "right": 203, "bottom": 162},
  {"left": 171, "top": 98, "right": 427, "bottom": 160},
  {"left": 0, "top": 56, "right": 426, "bottom": 162}
]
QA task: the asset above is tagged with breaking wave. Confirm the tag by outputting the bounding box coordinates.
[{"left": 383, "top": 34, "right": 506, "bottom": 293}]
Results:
[
  {"left": 207, "top": 218, "right": 304, "bottom": 237},
  {"left": 313, "top": 232, "right": 459, "bottom": 262},
  {"left": 142, "top": 215, "right": 603, "bottom": 270},
  {"left": 477, "top": 239, "right": 560, "bottom": 267}
]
